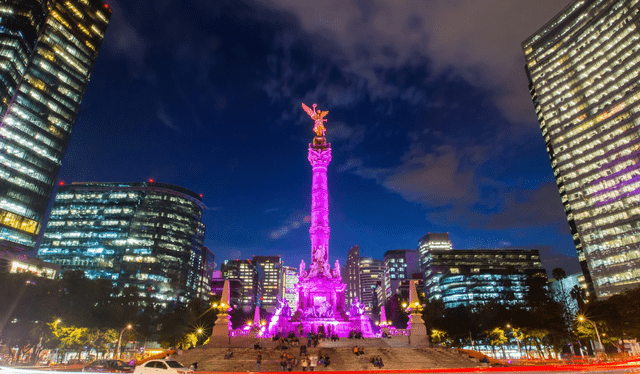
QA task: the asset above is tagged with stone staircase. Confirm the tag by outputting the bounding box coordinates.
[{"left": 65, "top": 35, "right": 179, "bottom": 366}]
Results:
[{"left": 170, "top": 342, "right": 483, "bottom": 372}]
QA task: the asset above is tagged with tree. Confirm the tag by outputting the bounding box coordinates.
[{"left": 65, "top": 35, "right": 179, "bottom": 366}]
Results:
[
  {"left": 486, "top": 327, "right": 508, "bottom": 358},
  {"left": 158, "top": 298, "right": 216, "bottom": 349}
]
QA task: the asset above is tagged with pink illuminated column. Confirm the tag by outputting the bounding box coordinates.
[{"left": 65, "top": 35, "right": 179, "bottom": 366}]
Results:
[{"left": 308, "top": 143, "right": 331, "bottom": 264}]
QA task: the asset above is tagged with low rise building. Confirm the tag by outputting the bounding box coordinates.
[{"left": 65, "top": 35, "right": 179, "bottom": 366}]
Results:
[{"left": 0, "top": 252, "right": 59, "bottom": 279}]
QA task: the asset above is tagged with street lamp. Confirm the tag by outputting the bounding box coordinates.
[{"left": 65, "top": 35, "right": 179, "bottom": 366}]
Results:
[
  {"left": 113, "top": 324, "right": 133, "bottom": 359},
  {"left": 506, "top": 324, "right": 521, "bottom": 358},
  {"left": 577, "top": 316, "right": 603, "bottom": 354}
]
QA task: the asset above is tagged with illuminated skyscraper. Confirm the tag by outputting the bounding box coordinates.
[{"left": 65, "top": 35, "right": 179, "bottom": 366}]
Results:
[
  {"left": 345, "top": 245, "right": 360, "bottom": 306},
  {"left": 221, "top": 259, "right": 258, "bottom": 311},
  {"left": 281, "top": 265, "right": 298, "bottom": 311},
  {"left": 253, "top": 255, "right": 282, "bottom": 310},
  {"left": 37, "top": 182, "right": 206, "bottom": 308},
  {"left": 383, "top": 249, "right": 420, "bottom": 300},
  {"left": 0, "top": 0, "right": 110, "bottom": 252},
  {"left": 358, "top": 257, "right": 384, "bottom": 310},
  {"left": 523, "top": 0, "right": 640, "bottom": 297},
  {"left": 417, "top": 233, "right": 452, "bottom": 274}
]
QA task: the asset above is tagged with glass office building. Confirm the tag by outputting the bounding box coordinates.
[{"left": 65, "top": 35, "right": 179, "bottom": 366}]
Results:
[
  {"left": 383, "top": 249, "right": 420, "bottom": 300},
  {"left": 281, "top": 265, "right": 298, "bottom": 312},
  {"left": 523, "top": 0, "right": 640, "bottom": 297},
  {"left": 221, "top": 259, "right": 258, "bottom": 311},
  {"left": 359, "top": 257, "right": 384, "bottom": 310},
  {"left": 345, "top": 245, "right": 360, "bottom": 307},
  {"left": 253, "top": 255, "right": 282, "bottom": 311},
  {"left": 423, "top": 248, "right": 545, "bottom": 309},
  {"left": 0, "top": 0, "right": 110, "bottom": 252},
  {"left": 37, "top": 182, "right": 207, "bottom": 308}
]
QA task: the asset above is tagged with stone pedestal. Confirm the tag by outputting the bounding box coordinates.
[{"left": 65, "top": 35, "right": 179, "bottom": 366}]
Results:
[
  {"left": 408, "top": 312, "right": 429, "bottom": 347},
  {"left": 350, "top": 315, "right": 374, "bottom": 337},
  {"left": 209, "top": 312, "right": 230, "bottom": 346}
]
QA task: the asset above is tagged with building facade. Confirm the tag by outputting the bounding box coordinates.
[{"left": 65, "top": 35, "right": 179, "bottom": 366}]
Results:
[
  {"left": 359, "top": 257, "right": 385, "bottom": 311},
  {"left": 252, "top": 255, "right": 282, "bottom": 311},
  {"left": 383, "top": 249, "right": 420, "bottom": 300},
  {"left": 221, "top": 259, "right": 258, "bottom": 310},
  {"left": 423, "top": 248, "right": 545, "bottom": 309},
  {"left": 523, "top": 0, "right": 640, "bottom": 298},
  {"left": 417, "top": 233, "right": 452, "bottom": 274},
  {"left": 281, "top": 265, "right": 298, "bottom": 312},
  {"left": 0, "top": 0, "right": 111, "bottom": 252},
  {"left": 345, "top": 245, "right": 360, "bottom": 307},
  {"left": 37, "top": 182, "right": 206, "bottom": 308},
  {"left": 0, "top": 251, "right": 59, "bottom": 279}
]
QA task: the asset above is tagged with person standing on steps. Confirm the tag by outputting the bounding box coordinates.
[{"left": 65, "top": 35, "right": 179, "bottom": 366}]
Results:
[
  {"left": 309, "top": 354, "right": 317, "bottom": 371},
  {"left": 256, "top": 353, "right": 262, "bottom": 372}
]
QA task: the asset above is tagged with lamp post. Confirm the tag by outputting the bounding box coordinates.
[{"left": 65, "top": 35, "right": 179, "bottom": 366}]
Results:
[
  {"left": 506, "top": 324, "right": 521, "bottom": 358},
  {"left": 578, "top": 316, "right": 603, "bottom": 354},
  {"left": 113, "top": 324, "right": 132, "bottom": 359}
]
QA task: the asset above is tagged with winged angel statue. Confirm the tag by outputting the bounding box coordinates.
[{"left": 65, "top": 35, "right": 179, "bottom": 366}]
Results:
[{"left": 302, "top": 103, "right": 329, "bottom": 137}]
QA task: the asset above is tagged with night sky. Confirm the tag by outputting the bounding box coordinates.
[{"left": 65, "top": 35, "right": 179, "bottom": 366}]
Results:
[{"left": 56, "top": 0, "right": 581, "bottom": 274}]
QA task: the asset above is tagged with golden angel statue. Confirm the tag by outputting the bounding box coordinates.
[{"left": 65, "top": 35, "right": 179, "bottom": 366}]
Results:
[{"left": 302, "top": 103, "right": 328, "bottom": 137}]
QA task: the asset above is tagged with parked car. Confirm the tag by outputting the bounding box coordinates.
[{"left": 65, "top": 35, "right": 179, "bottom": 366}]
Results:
[
  {"left": 83, "top": 360, "right": 135, "bottom": 373},
  {"left": 133, "top": 360, "right": 192, "bottom": 374}
]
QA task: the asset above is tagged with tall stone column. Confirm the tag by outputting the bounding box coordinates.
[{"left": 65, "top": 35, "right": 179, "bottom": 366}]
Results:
[{"left": 308, "top": 143, "right": 331, "bottom": 264}]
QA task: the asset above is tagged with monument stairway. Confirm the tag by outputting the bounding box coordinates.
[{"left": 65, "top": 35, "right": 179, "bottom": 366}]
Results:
[{"left": 170, "top": 343, "right": 483, "bottom": 372}]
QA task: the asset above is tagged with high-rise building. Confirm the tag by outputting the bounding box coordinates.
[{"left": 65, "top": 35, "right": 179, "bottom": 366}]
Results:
[
  {"left": 358, "top": 257, "right": 384, "bottom": 310},
  {"left": 522, "top": 0, "right": 640, "bottom": 298},
  {"left": 345, "top": 245, "right": 360, "bottom": 307},
  {"left": 197, "top": 246, "right": 215, "bottom": 299},
  {"left": 211, "top": 270, "right": 243, "bottom": 308},
  {"left": 0, "top": 0, "right": 111, "bottom": 252},
  {"left": 253, "top": 255, "right": 282, "bottom": 311},
  {"left": 417, "top": 233, "right": 452, "bottom": 274},
  {"left": 221, "top": 259, "right": 258, "bottom": 310},
  {"left": 383, "top": 249, "right": 420, "bottom": 300},
  {"left": 37, "top": 182, "right": 206, "bottom": 308},
  {"left": 424, "top": 248, "right": 545, "bottom": 309},
  {"left": 281, "top": 265, "right": 298, "bottom": 311}
]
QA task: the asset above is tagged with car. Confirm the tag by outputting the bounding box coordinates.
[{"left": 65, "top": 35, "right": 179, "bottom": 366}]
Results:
[
  {"left": 83, "top": 360, "right": 134, "bottom": 373},
  {"left": 133, "top": 360, "right": 193, "bottom": 374}
]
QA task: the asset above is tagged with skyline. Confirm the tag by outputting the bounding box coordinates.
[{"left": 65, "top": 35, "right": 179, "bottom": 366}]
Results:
[{"left": 47, "top": 0, "right": 579, "bottom": 273}]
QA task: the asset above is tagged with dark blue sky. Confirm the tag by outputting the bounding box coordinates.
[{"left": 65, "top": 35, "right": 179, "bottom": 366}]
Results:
[{"left": 58, "top": 0, "right": 580, "bottom": 273}]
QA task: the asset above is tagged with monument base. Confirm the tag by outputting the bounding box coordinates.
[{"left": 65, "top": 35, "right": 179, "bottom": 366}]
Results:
[
  {"left": 209, "top": 312, "right": 230, "bottom": 346},
  {"left": 408, "top": 312, "right": 429, "bottom": 347}
]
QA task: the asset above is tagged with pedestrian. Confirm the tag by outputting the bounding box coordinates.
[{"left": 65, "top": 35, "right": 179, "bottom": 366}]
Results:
[
  {"left": 300, "top": 344, "right": 307, "bottom": 356},
  {"left": 280, "top": 357, "right": 287, "bottom": 372},
  {"left": 256, "top": 353, "right": 262, "bottom": 372},
  {"left": 301, "top": 356, "right": 308, "bottom": 371},
  {"left": 309, "top": 355, "right": 317, "bottom": 372}
]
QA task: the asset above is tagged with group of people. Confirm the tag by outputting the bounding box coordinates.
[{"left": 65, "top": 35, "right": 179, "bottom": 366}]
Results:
[
  {"left": 300, "top": 353, "right": 330, "bottom": 371},
  {"left": 278, "top": 353, "right": 299, "bottom": 371},
  {"left": 370, "top": 356, "right": 384, "bottom": 368},
  {"left": 275, "top": 337, "right": 297, "bottom": 350},
  {"left": 353, "top": 346, "right": 365, "bottom": 356},
  {"left": 348, "top": 330, "right": 364, "bottom": 339}
]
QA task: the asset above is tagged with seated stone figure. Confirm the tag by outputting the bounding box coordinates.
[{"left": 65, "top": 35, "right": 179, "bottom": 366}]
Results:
[{"left": 349, "top": 297, "right": 365, "bottom": 317}]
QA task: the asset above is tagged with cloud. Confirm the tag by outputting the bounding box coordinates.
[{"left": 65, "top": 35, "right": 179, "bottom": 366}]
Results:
[
  {"left": 101, "top": 0, "right": 147, "bottom": 76},
  {"left": 156, "top": 102, "right": 181, "bottom": 132},
  {"left": 337, "top": 135, "right": 567, "bottom": 232},
  {"left": 383, "top": 144, "right": 484, "bottom": 208},
  {"left": 260, "top": 0, "right": 571, "bottom": 123},
  {"left": 486, "top": 182, "right": 566, "bottom": 230},
  {"left": 269, "top": 211, "right": 311, "bottom": 239}
]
